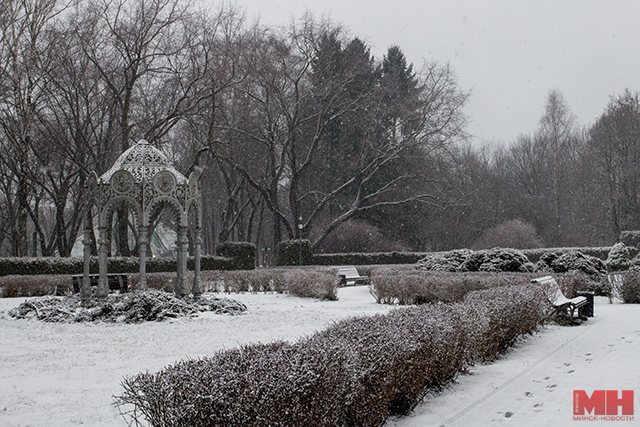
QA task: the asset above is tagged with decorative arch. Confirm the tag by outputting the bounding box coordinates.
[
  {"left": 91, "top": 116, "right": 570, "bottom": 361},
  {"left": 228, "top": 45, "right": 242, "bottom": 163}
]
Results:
[{"left": 82, "top": 140, "right": 203, "bottom": 302}]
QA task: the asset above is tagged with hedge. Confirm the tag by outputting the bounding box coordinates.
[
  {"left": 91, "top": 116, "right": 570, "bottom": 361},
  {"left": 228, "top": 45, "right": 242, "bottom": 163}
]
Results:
[
  {"left": 275, "top": 240, "right": 313, "bottom": 266},
  {"left": 115, "top": 284, "right": 546, "bottom": 427},
  {"left": 0, "top": 255, "right": 235, "bottom": 277},
  {"left": 216, "top": 241, "right": 256, "bottom": 270},
  {"left": 312, "top": 251, "right": 428, "bottom": 266}
]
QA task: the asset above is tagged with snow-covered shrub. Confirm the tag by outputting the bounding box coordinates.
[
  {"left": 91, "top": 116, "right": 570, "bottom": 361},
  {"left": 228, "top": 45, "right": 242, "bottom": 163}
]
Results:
[
  {"left": 275, "top": 239, "right": 313, "bottom": 266},
  {"left": 536, "top": 250, "right": 606, "bottom": 279},
  {"left": 313, "top": 251, "right": 427, "bottom": 266},
  {"left": 115, "top": 285, "right": 545, "bottom": 427},
  {"left": 216, "top": 241, "right": 256, "bottom": 270},
  {"left": 606, "top": 242, "right": 631, "bottom": 272},
  {"left": 8, "top": 290, "right": 247, "bottom": 323},
  {"left": 618, "top": 271, "right": 640, "bottom": 303},
  {"left": 417, "top": 249, "right": 472, "bottom": 271},
  {"left": 0, "top": 274, "right": 72, "bottom": 298},
  {"left": 556, "top": 270, "right": 609, "bottom": 298},
  {"left": 284, "top": 270, "right": 337, "bottom": 300},
  {"left": 461, "top": 248, "right": 530, "bottom": 273},
  {"left": 369, "top": 271, "right": 533, "bottom": 305},
  {"left": 620, "top": 230, "right": 640, "bottom": 248}
]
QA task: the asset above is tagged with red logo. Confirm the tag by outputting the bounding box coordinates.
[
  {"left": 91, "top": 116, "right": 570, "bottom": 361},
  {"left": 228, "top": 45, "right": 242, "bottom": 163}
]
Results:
[{"left": 574, "top": 390, "right": 634, "bottom": 421}]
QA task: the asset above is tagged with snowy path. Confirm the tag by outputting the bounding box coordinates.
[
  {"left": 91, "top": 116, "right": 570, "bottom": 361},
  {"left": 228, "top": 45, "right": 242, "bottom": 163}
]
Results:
[
  {"left": 1, "top": 289, "right": 638, "bottom": 426},
  {"left": 386, "top": 298, "right": 640, "bottom": 427}
]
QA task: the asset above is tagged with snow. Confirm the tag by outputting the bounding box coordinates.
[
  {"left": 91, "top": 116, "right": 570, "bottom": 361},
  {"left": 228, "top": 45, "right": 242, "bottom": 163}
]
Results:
[{"left": 0, "top": 287, "right": 638, "bottom": 427}]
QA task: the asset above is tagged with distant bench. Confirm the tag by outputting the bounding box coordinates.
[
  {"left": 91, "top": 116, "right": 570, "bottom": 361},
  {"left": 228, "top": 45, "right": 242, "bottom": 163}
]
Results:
[
  {"left": 336, "top": 266, "right": 370, "bottom": 287},
  {"left": 72, "top": 274, "right": 128, "bottom": 294},
  {"left": 532, "top": 275, "right": 588, "bottom": 319}
]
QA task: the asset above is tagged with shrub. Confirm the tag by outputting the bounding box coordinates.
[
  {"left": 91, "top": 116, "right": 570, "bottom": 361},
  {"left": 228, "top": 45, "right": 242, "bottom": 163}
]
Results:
[
  {"left": 417, "top": 249, "right": 472, "bottom": 271},
  {"left": 619, "top": 271, "right": 640, "bottom": 303},
  {"left": 369, "top": 270, "right": 532, "bottom": 305},
  {"left": 0, "top": 255, "right": 235, "bottom": 277},
  {"left": 216, "top": 242, "right": 256, "bottom": 270},
  {"left": 0, "top": 275, "right": 72, "bottom": 298},
  {"left": 312, "top": 252, "right": 427, "bottom": 266},
  {"left": 536, "top": 250, "right": 606, "bottom": 279},
  {"left": 606, "top": 242, "right": 631, "bottom": 272},
  {"left": 620, "top": 230, "right": 640, "bottom": 248},
  {"left": 472, "top": 219, "right": 543, "bottom": 250},
  {"left": 461, "top": 248, "right": 530, "bottom": 273},
  {"left": 275, "top": 240, "right": 313, "bottom": 266},
  {"left": 284, "top": 270, "right": 337, "bottom": 300},
  {"left": 115, "top": 285, "right": 545, "bottom": 427}
]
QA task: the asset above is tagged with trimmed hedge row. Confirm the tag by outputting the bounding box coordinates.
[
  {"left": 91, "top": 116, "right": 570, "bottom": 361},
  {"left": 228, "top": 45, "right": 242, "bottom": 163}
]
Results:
[
  {"left": 275, "top": 240, "right": 313, "bottom": 266},
  {"left": 370, "top": 271, "right": 533, "bottom": 305},
  {"left": 0, "top": 255, "right": 238, "bottom": 277},
  {"left": 216, "top": 242, "right": 256, "bottom": 270},
  {"left": 312, "top": 251, "right": 428, "bottom": 266},
  {"left": 115, "top": 284, "right": 546, "bottom": 427}
]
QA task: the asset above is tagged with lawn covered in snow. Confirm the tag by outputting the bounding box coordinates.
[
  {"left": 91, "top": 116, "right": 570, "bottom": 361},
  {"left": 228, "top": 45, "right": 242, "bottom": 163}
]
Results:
[{"left": 0, "top": 287, "right": 638, "bottom": 427}]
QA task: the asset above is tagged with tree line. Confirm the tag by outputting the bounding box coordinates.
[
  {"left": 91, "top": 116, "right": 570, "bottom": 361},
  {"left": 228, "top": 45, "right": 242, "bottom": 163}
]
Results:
[{"left": 0, "top": 0, "right": 638, "bottom": 259}]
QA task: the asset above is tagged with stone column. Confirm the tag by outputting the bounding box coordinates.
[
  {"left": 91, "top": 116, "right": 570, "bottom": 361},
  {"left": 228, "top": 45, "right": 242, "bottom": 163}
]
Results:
[
  {"left": 138, "top": 226, "right": 148, "bottom": 291},
  {"left": 191, "top": 227, "right": 203, "bottom": 298},
  {"left": 97, "top": 226, "right": 109, "bottom": 299},
  {"left": 82, "top": 207, "right": 92, "bottom": 305},
  {"left": 176, "top": 226, "right": 188, "bottom": 297}
]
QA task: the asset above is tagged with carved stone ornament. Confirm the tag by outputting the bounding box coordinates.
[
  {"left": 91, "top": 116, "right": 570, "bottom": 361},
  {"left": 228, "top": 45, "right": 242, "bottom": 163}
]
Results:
[
  {"left": 110, "top": 170, "right": 134, "bottom": 194},
  {"left": 188, "top": 171, "right": 199, "bottom": 196},
  {"left": 154, "top": 170, "right": 176, "bottom": 194}
]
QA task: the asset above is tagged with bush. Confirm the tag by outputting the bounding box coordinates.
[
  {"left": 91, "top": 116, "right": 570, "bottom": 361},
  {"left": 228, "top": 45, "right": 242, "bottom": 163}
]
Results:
[
  {"left": 114, "top": 285, "right": 545, "bottom": 427},
  {"left": 620, "top": 230, "right": 640, "bottom": 248},
  {"left": 275, "top": 240, "right": 313, "bottom": 266},
  {"left": 313, "top": 251, "right": 427, "bottom": 266},
  {"left": 461, "top": 248, "right": 530, "bottom": 273},
  {"left": 0, "top": 275, "right": 72, "bottom": 298},
  {"left": 472, "top": 219, "right": 543, "bottom": 250},
  {"left": 619, "top": 271, "right": 640, "bottom": 303},
  {"left": 284, "top": 270, "right": 337, "bottom": 300},
  {"left": 216, "top": 242, "right": 256, "bottom": 270},
  {"left": 0, "top": 255, "right": 236, "bottom": 277},
  {"left": 606, "top": 242, "right": 631, "bottom": 272},
  {"left": 417, "top": 249, "right": 472, "bottom": 272},
  {"left": 369, "top": 270, "right": 532, "bottom": 305},
  {"left": 539, "top": 250, "right": 607, "bottom": 279}
]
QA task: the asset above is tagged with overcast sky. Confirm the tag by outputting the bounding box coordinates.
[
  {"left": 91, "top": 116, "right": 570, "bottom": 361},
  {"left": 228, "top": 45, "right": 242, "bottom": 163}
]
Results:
[{"left": 208, "top": 0, "right": 640, "bottom": 145}]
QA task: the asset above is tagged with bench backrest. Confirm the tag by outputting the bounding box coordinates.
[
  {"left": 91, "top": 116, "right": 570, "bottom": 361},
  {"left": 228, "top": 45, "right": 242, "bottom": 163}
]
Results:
[
  {"left": 336, "top": 266, "right": 363, "bottom": 279},
  {"left": 532, "top": 275, "right": 571, "bottom": 306}
]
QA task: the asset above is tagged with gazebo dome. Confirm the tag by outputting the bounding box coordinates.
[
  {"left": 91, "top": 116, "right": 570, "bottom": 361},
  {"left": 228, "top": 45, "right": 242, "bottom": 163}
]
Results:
[{"left": 99, "top": 139, "right": 187, "bottom": 185}]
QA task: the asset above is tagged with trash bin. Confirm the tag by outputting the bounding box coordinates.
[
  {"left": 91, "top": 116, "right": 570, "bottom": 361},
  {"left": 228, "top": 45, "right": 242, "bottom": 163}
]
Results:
[{"left": 577, "top": 291, "right": 594, "bottom": 317}]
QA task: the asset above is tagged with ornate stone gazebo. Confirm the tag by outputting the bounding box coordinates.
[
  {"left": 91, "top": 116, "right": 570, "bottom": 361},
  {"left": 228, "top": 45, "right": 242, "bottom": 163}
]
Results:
[{"left": 81, "top": 140, "right": 203, "bottom": 301}]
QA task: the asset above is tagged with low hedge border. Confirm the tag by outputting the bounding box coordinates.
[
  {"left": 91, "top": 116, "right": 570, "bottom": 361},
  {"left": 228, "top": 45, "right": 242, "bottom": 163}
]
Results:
[
  {"left": 114, "top": 284, "right": 546, "bottom": 427},
  {"left": 0, "top": 255, "right": 235, "bottom": 277}
]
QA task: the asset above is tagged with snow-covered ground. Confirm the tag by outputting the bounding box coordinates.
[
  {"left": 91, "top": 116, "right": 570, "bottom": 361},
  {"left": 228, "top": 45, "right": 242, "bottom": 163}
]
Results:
[{"left": 0, "top": 287, "right": 638, "bottom": 427}]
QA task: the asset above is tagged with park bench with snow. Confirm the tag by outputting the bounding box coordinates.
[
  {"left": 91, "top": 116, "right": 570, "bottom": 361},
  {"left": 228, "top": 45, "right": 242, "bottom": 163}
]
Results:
[
  {"left": 336, "top": 266, "right": 370, "bottom": 287},
  {"left": 532, "top": 275, "right": 587, "bottom": 319}
]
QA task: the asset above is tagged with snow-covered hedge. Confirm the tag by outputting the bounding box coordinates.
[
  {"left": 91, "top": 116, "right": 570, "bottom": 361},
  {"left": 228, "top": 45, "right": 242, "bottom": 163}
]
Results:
[
  {"left": 370, "top": 271, "right": 532, "bottom": 305},
  {"left": 417, "top": 248, "right": 531, "bottom": 273},
  {"left": 606, "top": 242, "right": 631, "bottom": 272},
  {"left": 0, "top": 255, "right": 235, "bottom": 277},
  {"left": 312, "top": 251, "right": 428, "bottom": 266},
  {"left": 618, "top": 271, "right": 640, "bottom": 303},
  {"left": 115, "top": 284, "right": 546, "bottom": 427},
  {"left": 216, "top": 242, "right": 256, "bottom": 270},
  {"left": 275, "top": 239, "right": 313, "bottom": 266}
]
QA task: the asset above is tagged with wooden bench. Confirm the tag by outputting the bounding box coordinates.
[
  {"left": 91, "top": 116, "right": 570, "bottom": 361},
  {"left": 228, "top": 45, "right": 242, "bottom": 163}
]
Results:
[
  {"left": 336, "top": 266, "right": 370, "bottom": 287},
  {"left": 72, "top": 274, "right": 128, "bottom": 294},
  {"left": 532, "top": 275, "right": 587, "bottom": 319}
]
